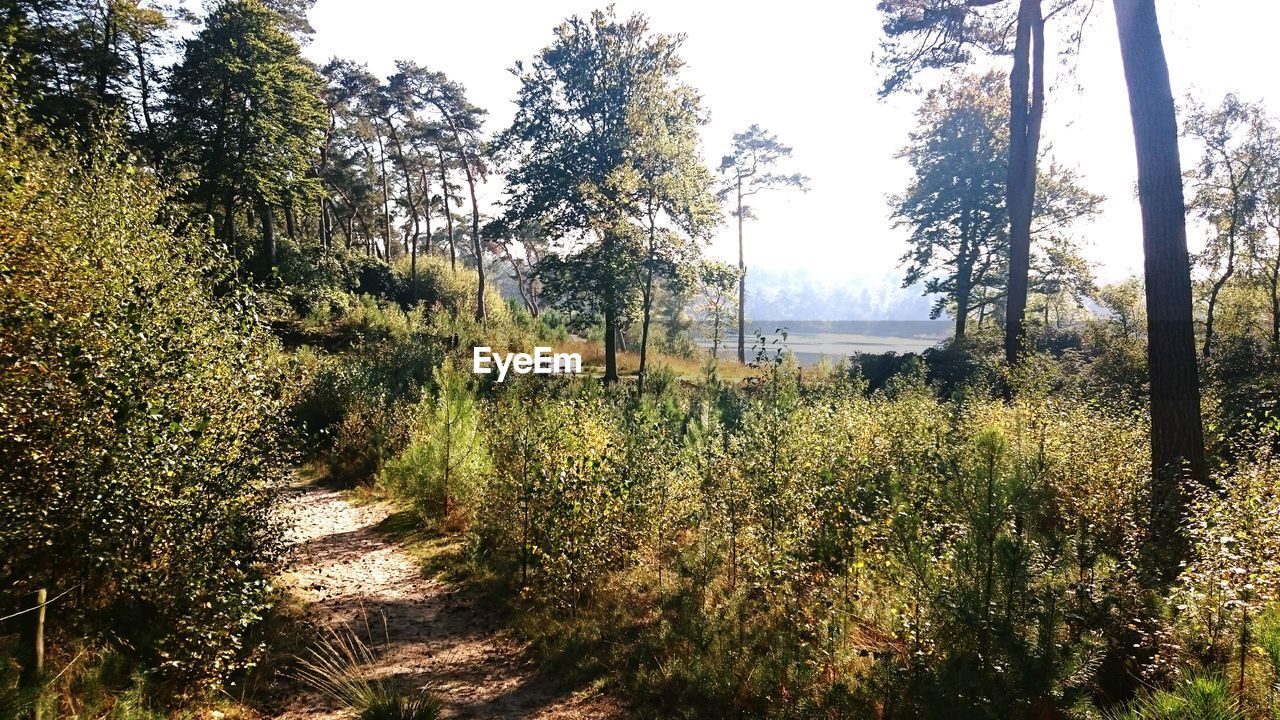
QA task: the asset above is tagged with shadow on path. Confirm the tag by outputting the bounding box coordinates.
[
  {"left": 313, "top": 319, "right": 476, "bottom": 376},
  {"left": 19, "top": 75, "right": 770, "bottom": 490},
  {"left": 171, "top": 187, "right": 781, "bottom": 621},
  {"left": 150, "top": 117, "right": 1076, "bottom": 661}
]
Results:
[{"left": 273, "top": 482, "right": 622, "bottom": 720}]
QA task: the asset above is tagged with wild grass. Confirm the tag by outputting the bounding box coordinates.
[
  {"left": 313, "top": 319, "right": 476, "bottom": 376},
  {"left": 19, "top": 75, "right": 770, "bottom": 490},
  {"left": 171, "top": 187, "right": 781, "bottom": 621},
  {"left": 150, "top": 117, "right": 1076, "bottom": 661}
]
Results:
[
  {"left": 294, "top": 623, "right": 443, "bottom": 720},
  {"left": 561, "top": 338, "right": 761, "bottom": 383}
]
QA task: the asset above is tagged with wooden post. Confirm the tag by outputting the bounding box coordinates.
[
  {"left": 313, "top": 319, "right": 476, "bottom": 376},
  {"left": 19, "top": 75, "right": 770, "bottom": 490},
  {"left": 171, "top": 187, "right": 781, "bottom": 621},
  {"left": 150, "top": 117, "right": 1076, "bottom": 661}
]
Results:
[{"left": 18, "top": 587, "right": 46, "bottom": 717}]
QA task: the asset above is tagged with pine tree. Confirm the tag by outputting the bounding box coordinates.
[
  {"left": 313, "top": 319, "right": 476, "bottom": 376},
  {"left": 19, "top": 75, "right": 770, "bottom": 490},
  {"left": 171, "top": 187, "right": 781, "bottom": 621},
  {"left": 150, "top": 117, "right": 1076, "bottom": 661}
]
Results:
[{"left": 165, "top": 0, "right": 325, "bottom": 278}]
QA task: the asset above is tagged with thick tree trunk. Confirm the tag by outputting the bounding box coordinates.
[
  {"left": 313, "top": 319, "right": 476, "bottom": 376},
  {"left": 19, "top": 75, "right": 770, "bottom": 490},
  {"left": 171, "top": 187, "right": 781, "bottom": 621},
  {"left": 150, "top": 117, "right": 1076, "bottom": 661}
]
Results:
[
  {"left": 1114, "top": 0, "right": 1209, "bottom": 584},
  {"left": 1004, "top": 0, "right": 1045, "bottom": 365},
  {"left": 736, "top": 179, "right": 747, "bottom": 364},
  {"left": 604, "top": 305, "right": 619, "bottom": 382},
  {"left": 602, "top": 227, "right": 620, "bottom": 383},
  {"left": 285, "top": 201, "right": 297, "bottom": 240}
]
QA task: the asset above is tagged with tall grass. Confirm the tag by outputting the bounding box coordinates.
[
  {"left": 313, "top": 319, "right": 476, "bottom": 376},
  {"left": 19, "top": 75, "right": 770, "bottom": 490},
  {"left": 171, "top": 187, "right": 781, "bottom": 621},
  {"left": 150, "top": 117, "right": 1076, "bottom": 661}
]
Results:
[{"left": 294, "top": 624, "right": 443, "bottom": 720}]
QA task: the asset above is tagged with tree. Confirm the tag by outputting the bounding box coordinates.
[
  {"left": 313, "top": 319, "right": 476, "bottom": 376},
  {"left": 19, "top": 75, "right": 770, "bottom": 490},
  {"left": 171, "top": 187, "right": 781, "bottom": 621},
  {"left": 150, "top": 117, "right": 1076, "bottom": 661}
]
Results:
[
  {"left": 316, "top": 59, "right": 395, "bottom": 258},
  {"left": 717, "top": 125, "right": 808, "bottom": 363},
  {"left": 165, "top": 0, "right": 324, "bottom": 279},
  {"left": 484, "top": 217, "right": 548, "bottom": 317},
  {"left": 1262, "top": 142, "right": 1280, "bottom": 348},
  {"left": 1113, "top": 0, "right": 1208, "bottom": 583},
  {"left": 894, "top": 73, "right": 1008, "bottom": 340},
  {"left": 878, "top": 0, "right": 1095, "bottom": 364},
  {"left": 0, "top": 0, "right": 176, "bottom": 153},
  {"left": 1027, "top": 160, "right": 1102, "bottom": 327},
  {"left": 624, "top": 60, "right": 719, "bottom": 393},
  {"left": 1184, "top": 94, "right": 1273, "bottom": 358},
  {"left": 500, "top": 8, "right": 696, "bottom": 381},
  {"left": 893, "top": 72, "right": 1100, "bottom": 339},
  {"left": 393, "top": 64, "right": 491, "bottom": 321},
  {"left": 687, "top": 261, "right": 741, "bottom": 359}
]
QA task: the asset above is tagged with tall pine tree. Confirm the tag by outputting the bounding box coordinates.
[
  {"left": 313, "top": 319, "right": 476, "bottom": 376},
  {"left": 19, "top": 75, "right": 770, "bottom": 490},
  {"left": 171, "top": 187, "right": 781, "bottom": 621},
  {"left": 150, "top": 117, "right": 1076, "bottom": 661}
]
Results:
[{"left": 165, "top": 0, "right": 324, "bottom": 279}]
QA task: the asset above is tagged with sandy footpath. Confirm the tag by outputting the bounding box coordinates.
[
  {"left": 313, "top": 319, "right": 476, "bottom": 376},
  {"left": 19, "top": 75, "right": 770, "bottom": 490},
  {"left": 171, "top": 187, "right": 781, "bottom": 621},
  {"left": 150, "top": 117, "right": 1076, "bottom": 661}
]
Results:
[{"left": 273, "top": 481, "right": 622, "bottom": 719}]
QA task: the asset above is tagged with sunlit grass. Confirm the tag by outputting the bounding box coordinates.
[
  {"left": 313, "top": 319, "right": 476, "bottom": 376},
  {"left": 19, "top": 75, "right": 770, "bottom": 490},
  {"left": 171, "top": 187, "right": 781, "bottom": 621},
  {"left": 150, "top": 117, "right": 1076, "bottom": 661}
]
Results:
[{"left": 555, "top": 338, "right": 761, "bottom": 383}]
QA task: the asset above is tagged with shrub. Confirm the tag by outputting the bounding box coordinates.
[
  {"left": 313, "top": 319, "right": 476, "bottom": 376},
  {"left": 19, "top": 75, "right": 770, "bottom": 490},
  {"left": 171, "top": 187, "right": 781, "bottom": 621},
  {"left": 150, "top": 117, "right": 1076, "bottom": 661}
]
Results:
[
  {"left": 296, "top": 626, "right": 444, "bottom": 720},
  {"left": 0, "top": 103, "right": 289, "bottom": 693},
  {"left": 379, "top": 360, "right": 490, "bottom": 523},
  {"left": 357, "top": 688, "right": 444, "bottom": 720},
  {"left": 1112, "top": 675, "right": 1242, "bottom": 720}
]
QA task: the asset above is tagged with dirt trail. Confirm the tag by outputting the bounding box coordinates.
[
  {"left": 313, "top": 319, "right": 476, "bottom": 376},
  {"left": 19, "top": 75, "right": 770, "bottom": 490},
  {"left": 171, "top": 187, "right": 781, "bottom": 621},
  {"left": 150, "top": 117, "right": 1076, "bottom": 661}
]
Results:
[{"left": 274, "top": 481, "right": 622, "bottom": 719}]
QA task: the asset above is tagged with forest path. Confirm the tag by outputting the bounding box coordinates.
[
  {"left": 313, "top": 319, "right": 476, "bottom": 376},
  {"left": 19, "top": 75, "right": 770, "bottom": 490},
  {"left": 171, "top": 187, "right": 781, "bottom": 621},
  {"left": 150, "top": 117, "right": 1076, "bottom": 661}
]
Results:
[{"left": 273, "top": 480, "right": 622, "bottom": 719}]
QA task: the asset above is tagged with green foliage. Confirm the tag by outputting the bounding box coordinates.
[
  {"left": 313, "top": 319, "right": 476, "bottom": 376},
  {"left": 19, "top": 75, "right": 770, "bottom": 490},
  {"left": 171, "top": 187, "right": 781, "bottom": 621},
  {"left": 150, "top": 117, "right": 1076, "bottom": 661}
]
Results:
[
  {"left": 893, "top": 71, "right": 1100, "bottom": 338},
  {"left": 1172, "top": 435, "right": 1280, "bottom": 692},
  {"left": 0, "top": 97, "right": 288, "bottom": 693},
  {"left": 436, "top": 350, "right": 1160, "bottom": 718},
  {"left": 379, "top": 360, "right": 490, "bottom": 523},
  {"left": 271, "top": 242, "right": 405, "bottom": 321},
  {"left": 164, "top": 0, "right": 325, "bottom": 272},
  {"left": 288, "top": 330, "right": 439, "bottom": 483},
  {"left": 499, "top": 6, "right": 719, "bottom": 377},
  {"left": 0, "top": 0, "right": 171, "bottom": 137},
  {"left": 1112, "top": 675, "right": 1243, "bottom": 720},
  {"left": 357, "top": 689, "right": 444, "bottom": 720}
]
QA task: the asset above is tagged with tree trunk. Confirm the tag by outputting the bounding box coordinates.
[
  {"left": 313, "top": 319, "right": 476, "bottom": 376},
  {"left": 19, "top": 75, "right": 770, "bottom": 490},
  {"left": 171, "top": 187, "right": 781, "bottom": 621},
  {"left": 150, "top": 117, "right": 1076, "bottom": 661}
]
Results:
[
  {"left": 258, "top": 201, "right": 275, "bottom": 281},
  {"left": 638, "top": 202, "right": 657, "bottom": 396},
  {"left": 419, "top": 161, "right": 434, "bottom": 254},
  {"left": 1202, "top": 232, "right": 1236, "bottom": 358},
  {"left": 1270, "top": 238, "right": 1280, "bottom": 347},
  {"left": 955, "top": 203, "right": 976, "bottom": 340},
  {"left": 604, "top": 305, "right": 619, "bottom": 382},
  {"left": 437, "top": 144, "right": 457, "bottom": 272},
  {"left": 736, "top": 179, "right": 747, "bottom": 364},
  {"left": 462, "top": 160, "right": 486, "bottom": 322},
  {"left": 1004, "top": 0, "right": 1045, "bottom": 365},
  {"left": 712, "top": 305, "right": 722, "bottom": 358},
  {"left": 222, "top": 190, "right": 236, "bottom": 249},
  {"left": 133, "top": 39, "right": 158, "bottom": 165},
  {"left": 319, "top": 198, "right": 330, "bottom": 252},
  {"left": 375, "top": 128, "right": 392, "bottom": 260},
  {"left": 386, "top": 120, "right": 421, "bottom": 301},
  {"left": 445, "top": 120, "right": 487, "bottom": 323},
  {"left": 1114, "top": 0, "right": 1209, "bottom": 584},
  {"left": 285, "top": 201, "right": 297, "bottom": 240}
]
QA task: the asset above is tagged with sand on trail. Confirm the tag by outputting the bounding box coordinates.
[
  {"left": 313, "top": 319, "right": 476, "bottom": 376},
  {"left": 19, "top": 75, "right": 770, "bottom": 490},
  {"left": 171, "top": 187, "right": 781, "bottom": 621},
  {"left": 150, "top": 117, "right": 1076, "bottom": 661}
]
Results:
[{"left": 273, "top": 481, "right": 623, "bottom": 719}]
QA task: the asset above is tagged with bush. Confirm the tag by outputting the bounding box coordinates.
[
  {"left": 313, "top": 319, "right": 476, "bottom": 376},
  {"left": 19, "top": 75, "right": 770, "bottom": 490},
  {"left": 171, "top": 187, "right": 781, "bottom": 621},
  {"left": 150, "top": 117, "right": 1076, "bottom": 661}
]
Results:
[
  {"left": 379, "top": 360, "right": 490, "bottom": 524},
  {"left": 461, "top": 350, "right": 1161, "bottom": 717},
  {"left": 1112, "top": 675, "right": 1242, "bottom": 720},
  {"left": 0, "top": 105, "right": 289, "bottom": 693}
]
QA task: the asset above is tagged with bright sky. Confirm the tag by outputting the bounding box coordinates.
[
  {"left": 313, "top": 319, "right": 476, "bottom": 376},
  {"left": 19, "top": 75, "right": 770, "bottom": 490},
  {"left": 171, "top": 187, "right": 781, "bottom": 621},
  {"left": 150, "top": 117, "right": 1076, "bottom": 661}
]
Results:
[{"left": 304, "top": 0, "right": 1279, "bottom": 291}]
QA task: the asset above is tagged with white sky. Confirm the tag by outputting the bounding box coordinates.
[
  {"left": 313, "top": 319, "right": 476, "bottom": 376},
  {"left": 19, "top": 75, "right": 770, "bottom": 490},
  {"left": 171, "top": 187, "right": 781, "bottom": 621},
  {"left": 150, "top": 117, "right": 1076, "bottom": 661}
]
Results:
[{"left": 304, "top": 0, "right": 1279, "bottom": 289}]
